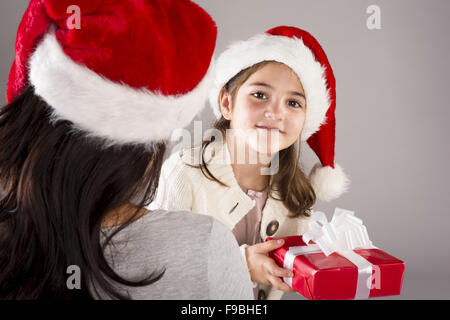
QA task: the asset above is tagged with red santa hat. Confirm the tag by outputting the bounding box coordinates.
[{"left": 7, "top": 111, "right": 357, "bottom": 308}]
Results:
[
  {"left": 7, "top": 0, "right": 217, "bottom": 146},
  {"left": 209, "top": 26, "right": 350, "bottom": 202}
]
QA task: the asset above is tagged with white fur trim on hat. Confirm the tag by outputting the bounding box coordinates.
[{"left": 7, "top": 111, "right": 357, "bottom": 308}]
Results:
[
  {"left": 309, "top": 163, "right": 350, "bottom": 202},
  {"left": 28, "top": 31, "right": 214, "bottom": 146},
  {"left": 209, "top": 33, "right": 330, "bottom": 141}
]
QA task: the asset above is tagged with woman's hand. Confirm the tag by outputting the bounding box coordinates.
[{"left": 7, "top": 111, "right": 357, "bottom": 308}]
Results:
[{"left": 245, "top": 239, "right": 296, "bottom": 292}]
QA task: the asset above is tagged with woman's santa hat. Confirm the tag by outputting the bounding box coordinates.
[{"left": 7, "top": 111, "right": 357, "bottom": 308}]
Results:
[
  {"left": 209, "top": 26, "right": 350, "bottom": 202},
  {"left": 7, "top": 0, "right": 217, "bottom": 146}
]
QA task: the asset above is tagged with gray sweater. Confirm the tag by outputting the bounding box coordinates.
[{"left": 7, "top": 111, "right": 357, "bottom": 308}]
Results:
[{"left": 93, "top": 209, "right": 254, "bottom": 299}]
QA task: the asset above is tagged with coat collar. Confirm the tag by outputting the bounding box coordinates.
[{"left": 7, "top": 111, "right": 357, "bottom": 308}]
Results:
[
  {"left": 182, "top": 139, "right": 256, "bottom": 212},
  {"left": 181, "top": 139, "right": 290, "bottom": 221},
  {"left": 180, "top": 138, "right": 237, "bottom": 189},
  {"left": 183, "top": 138, "right": 272, "bottom": 191}
]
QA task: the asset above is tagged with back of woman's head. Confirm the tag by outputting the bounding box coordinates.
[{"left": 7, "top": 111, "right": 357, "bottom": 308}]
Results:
[{"left": 0, "top": 86, "right": 166, "bottom": 299}]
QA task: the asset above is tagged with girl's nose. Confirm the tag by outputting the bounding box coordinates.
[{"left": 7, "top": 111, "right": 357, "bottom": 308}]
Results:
[
  {"left": 264, "top": 111, "right": 273, "bottom": 119},
  {"left": 264, "top": 100, "right": 283, "bottom": 120}
]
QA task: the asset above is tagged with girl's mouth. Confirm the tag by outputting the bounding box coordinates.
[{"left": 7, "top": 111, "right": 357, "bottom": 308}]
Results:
[{"left": 255, "top": 125, "right": 284, "bottom": 134}]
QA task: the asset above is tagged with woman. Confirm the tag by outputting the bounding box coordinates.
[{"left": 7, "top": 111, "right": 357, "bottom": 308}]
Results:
[{"left": 0, "top": 0, "right": 253, "bottom": 299}]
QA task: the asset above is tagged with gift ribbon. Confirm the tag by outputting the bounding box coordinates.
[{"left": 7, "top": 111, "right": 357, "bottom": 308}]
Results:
[{"left": 283, "top": 208, "right": 377, "bottom": 299}]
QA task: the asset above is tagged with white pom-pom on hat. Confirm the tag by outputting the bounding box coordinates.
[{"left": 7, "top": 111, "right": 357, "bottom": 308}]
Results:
[{"left": 309, "top": 163, "right": 350, "bottom": 202}]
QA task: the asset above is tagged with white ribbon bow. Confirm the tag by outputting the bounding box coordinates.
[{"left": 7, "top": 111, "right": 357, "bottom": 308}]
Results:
[
  {"left": 283, "top": 208, "right": 377, "bottom": 299},
  {"left": 302, "top": 207, "right": 374, "bottom": 256}
]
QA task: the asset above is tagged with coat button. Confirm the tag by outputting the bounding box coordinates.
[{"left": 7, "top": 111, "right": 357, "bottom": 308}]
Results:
[
  {"left": 266, "top": 220, "right": 279, "bottom": 236},
  {"left": 258, "top": 289, "right": 266, "bottom": 300}
]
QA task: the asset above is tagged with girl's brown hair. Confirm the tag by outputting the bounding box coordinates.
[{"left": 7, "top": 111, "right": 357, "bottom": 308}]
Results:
[{"left": 197, "top": 61, "right": 316, "bottom": 218}]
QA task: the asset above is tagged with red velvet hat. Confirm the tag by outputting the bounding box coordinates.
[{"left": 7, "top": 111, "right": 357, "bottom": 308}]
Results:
[
  {"left": 7, "top": 0, "right": 217, "bottom": 145},
  {"left": 209, "top": 26, "right": 350, "bottom": 201}
]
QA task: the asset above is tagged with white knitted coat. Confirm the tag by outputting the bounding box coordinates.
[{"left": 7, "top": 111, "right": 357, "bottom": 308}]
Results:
[{"left": 148, "top": 139, "right": 311, "bottom": 300}]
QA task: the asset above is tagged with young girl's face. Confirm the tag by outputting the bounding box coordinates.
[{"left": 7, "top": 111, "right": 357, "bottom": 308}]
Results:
[{"left": 220, "top": 62, "right": 306, "bottom": 155}]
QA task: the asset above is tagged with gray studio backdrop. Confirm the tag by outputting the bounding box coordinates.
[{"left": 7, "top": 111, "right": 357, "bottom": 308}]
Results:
[{"left": 1, "top": 0, "right": 449, "bottom": 299}]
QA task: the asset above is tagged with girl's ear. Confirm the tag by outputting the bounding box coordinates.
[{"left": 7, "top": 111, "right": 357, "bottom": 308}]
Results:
[{"left": 219, "top": 89, "right": 232, "bottom": 120}]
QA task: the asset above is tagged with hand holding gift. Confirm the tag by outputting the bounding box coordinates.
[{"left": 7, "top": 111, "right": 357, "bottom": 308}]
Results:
[
  {"left": 245, "top": 240, "right": 296, "bottom": 292},
  {"left": 267, "top": 208, "right": 405, "bottom": 300}
]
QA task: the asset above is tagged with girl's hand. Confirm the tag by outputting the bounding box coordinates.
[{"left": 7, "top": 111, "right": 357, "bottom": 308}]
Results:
[{"left": 245, "top": 239, "right": 296, "bottom": 292}]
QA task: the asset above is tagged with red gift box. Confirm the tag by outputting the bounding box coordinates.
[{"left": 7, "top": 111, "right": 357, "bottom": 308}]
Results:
[{"left": 268, "top": 235, "right": 405, "bottom": 300}]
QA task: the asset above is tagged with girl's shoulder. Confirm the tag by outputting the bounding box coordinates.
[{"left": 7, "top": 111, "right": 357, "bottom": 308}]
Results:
[
  {"left": 179, "top": 144, "right": 203, "bottom": 166},
  {"left": 162, "top": 140, "right": 229, "bottom": 181},
  {"left": 162, "top": 145, "right": 202, "bottom": 168},
  {"left": 168, "top": 140, "right": 222, "bottom": 167},
  {"left": 160, "top": 145, "right": 204, "bottom": 182}
]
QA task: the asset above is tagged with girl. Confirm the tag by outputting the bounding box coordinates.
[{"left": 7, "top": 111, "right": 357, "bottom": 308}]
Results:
[
  {"left": 150, "top": 26, "right": 350, "bottom": 300},
  {"left": 0, "top": 0, "right": 253, "bottom": 299}
]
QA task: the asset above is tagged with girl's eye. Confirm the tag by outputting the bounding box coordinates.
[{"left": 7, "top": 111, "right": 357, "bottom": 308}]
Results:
[
  {"left": 288, "top": 100, "right": 303, "bottom": 109},
  {"left": 252, "top": 92, "right": 267, "bottom": 100}
]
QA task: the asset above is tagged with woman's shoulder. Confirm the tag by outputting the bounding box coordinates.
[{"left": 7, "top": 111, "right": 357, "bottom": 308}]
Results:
[
  {"left": 99, "top": 210, "right": 253, "bottom": 300},
  {"left": 99, "top": 210, "right": 246, "bottom": 299},
  {"left": 101, "top": 209, "right": 240, "bottom": 272},
  {"left": 148, "top": 209, "right": 214, "bottom": 229},
  {"left": 102, "top": 209, "right": 216, "bottom": 247}
]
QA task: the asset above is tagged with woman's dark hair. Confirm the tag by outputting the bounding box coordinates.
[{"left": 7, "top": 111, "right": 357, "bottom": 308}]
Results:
[
  {"left": 0, "top": 86, "right": 166, "bottom": 299},
  {"left": 197, "top": 61, "right": 316, "bottom": 218}
]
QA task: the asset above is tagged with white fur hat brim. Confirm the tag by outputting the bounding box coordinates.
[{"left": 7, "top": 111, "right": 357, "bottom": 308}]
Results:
[{"left": 29, "top": 31, "right": 214, "bottom": 146}]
